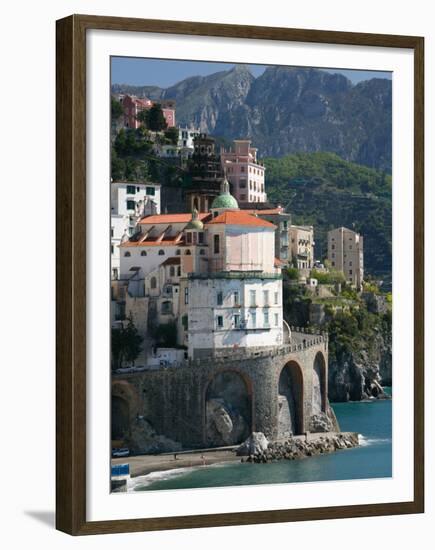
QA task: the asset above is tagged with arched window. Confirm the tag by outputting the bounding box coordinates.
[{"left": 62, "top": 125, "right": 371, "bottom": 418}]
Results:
[
  {"left": 200, "top": 249, "right": 206, "bottom": 255},
  {"left": 185, "top": 250, "right": 192, "bottom": 255},
  {"left": 141, "top": 250, "right": 147, "bottom": 256},
  {"left": 176, "top": 249, "right": 181, "bottom": 256},
  {"left": 124, "top": 251, "right": 131, "bottom": 257},
  {"left": 158, "top": 249, "right": 165, "bottom": 256},
  {"left": 170, "top": 266, "right": 175, "bottom": 277},
  {"left": 150, "top": 277, "right": 157, "bottom": 289}
]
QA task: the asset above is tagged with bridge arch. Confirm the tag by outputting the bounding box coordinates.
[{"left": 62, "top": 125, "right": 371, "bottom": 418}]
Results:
[
  {"left": 203, "top": 369, "right": 253, "bottom": 446},
  {"left": 111, "top": 380, "right": 140, "bottom": 441},
  {"left": 312, "top": 351, "right": 327, "bottom": 414},
  {"left": 277, "top": 361, "right": 304, "bottom": 436}
]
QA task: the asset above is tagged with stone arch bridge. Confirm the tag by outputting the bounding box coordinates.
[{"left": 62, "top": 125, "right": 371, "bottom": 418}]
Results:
[{"left": 112, "top": 332, "right": 330, "bottom": 449}]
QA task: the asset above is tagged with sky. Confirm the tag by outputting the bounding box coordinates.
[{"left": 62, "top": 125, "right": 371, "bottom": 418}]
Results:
[{"left": 111, "top": 57, "right": 392, "bottom": 88}]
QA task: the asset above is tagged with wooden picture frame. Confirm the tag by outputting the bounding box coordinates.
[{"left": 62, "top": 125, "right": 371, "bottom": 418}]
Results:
[{"left": 56, "top": 14, "right": 424, "bottom": 535}]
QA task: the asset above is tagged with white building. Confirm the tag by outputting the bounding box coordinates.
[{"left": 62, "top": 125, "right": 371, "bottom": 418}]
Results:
[
  {"left": 115, "top": 180, "right": 288, "bottom": 361},
  {"left": 327, "top": 227, "right": 364, "bottom": 289},
  {"left": 178, "top": 126, "right": 200, "bottom": 150},
  {"left": 221, "top": 139, "right": 267, "bottom": 204},
  {"left": 183, "top": 183, "right": 283, "bottom": 359},
  {"left": 111, "top": 181, "right": 161, "bottom": 279}
]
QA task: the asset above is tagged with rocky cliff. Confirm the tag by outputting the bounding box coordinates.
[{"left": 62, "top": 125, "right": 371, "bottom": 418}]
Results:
[
  {"left": 328, "top": 323, "right": 392, "bottom": 402},
  {"left": 112, "top": 65, "right": 392, "bottom": 171}
]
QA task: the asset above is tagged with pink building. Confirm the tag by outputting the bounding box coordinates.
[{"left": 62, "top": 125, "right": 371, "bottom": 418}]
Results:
[
  {"left": 122, "top": 94, "right": 176, "bottom": 129},
  {"left": 220, "top": 139, "right": 267, "bottom": 204}
]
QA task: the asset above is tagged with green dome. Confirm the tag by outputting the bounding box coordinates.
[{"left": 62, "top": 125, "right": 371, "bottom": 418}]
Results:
[
  {"left": 211, "top": 179, "right": 239, "bottom": 210},
  {"left": 185, "top": 208, "right": 204, "bottom": 230}
]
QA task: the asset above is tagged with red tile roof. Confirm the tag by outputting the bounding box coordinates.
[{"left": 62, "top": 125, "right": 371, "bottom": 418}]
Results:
[
  {"left": 139, "top": 213, "right": 211, "bottom": 225},
  {"left": 120, "top": 239, "right": 182, "bottom": 248},
  {"left": 207, "top": 211, "right": 276, "bottom": 228}
]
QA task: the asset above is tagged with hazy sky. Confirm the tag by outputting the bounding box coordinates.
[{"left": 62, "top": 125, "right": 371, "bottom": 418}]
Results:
[{"left": 111, "top": 57, "right": 392, "bottom": 88}]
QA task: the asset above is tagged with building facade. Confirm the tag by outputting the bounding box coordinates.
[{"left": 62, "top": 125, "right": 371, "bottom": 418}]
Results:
[
  {"left": 111, "top": 181, "right": 161, "bottom": 280},
  {"left": 327, "top": 227, "right": 364, "bottom": 289},
  {"left": 121, "top": 94, "right": 176, "bottom": 129},
  {"left": 289, "top": 225, "right": 315, "bottom": 271},
  {"left": 114, "top": 180, "right": 287, "bottom": 360},
  {"left": 185, "top": 134, "right": 223, "bottom": 213},
  {"left": 221, "top": 139, "right": 267, "bottom": 204}
]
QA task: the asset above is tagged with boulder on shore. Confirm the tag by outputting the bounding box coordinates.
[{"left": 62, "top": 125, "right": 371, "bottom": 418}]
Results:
[{"left": 236, "top": 432, "right": 269, "bottom": 456}]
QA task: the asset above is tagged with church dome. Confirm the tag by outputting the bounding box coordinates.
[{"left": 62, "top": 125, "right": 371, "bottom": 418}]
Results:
[
  {"left": 211, "top": 179, "right": 239, "bottom": 210},
  {"left": 185, "top": 208, "right": 204, "bottom": 230}
]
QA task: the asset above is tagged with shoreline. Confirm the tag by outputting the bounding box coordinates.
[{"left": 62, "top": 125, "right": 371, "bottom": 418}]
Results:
[{"left": 112, "top": 432, "right": 359, "bottom": 479}]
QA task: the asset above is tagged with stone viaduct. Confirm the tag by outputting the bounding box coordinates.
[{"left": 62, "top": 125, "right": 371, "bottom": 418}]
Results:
[{"left": 112, "top": 331, "right": 330, "bottom": 449}]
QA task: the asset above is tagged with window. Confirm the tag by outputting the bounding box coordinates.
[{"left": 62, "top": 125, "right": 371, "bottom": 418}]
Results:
[
  {"left": 111, "top": 245, "right": 114, "bottom": 254},
  {"left": 126, "top": 200, "right": 135, "bottom": 210},
  {"left": 124, "top": 251, "right": 131, "bottom": 257},
  {"left": 274, "top": 313, "right": 279, "bottom": 327},
  {"left": 241, "top": 166, "right": 245, "bottom": 173},
  {"left": 239, "top": 179, "right": 247, "bottom": 188},
  {"left": 233, "top": 314, "right": 240, "bottom": 328},
  {"left": 150, "top": 277, "right": 157, "bottom": 289},
  {"left": 263, "top": 290, "right": 269, "bottom": 306},
  {"left": 158, "top": 249, "right": 165, "bottom": 256},
  {"left": 182, "top": 315, "right": 188, "bottom": 330},
  {"left": 186, "top": 232, "right": 192, "bottom": 244},
  {"left": 233, "top": 291, "right": 240, "bottom": 306},
  {"left": 177, "top": 266, "right": 181, "bottom": 277},
  {"left": 176, "top": 249, "right": 181, "bottom": 256},
  {"left": 349, "top": 269, "right": 353, "bottom": 275},
  {"left": 349, "top": 261, "right": 353, "bottom": 266},
  {"left": 332, "top": 244, "right": 335, "bottom": 250},
  {"left": 141, "top": 250, "right": 147, "bottom": 256},
  {"left": 198, "top": 232, "right": 204, "bottom": 244},
  {"left": 185, "top": 250, "right": 191, "bottom": 255},
  {"left": 111, "top": 227, "right": 114, "bottom": 237},
  {"left": 214, "top": 234, "right": 220, "bottom": 254},
  {"left": 161, "top": 301, "right": 172, "bottom": 314},
  {"left": 263, "top": 310, "right": 270, "bottom": 327},
  {"left": 274, "top": 291, "right": 279, "bottom": 305},
  {"left": 200, "top": 249, "right": 206, "bottom": 255},
  {"left": 250, "top": 290, "right": 256, "bottom": 307},
  {"left": 332, "top": 253, "right": 335, "bottom": 258},
  {"left": 170, "top": 266, "right": 175, "bottom": 277},
  {"left": 251, "top": 311, "right": 256, "bottom": 328},
  {"left": 126, "top": 185, "right": 136, "bottom": 194},
  {"left": 217, "top": 291, "right": 223, "bottom": 306},
  {"left": 217, "top": 315, "right": 223, "bottom": 329},
  {"left": 184, "top": 288, "right": 189, "bottom": 304},
  {"left": 146, "top": 186, "right": 155, "bottom": 196},
  {"left": 332, "top": 261, "right": 335, "bottom": 266}
]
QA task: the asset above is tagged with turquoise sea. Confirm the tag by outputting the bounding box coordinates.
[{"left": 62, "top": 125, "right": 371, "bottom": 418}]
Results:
[{"left": 131, "top": 389, "right": 392, "bottom": 492}]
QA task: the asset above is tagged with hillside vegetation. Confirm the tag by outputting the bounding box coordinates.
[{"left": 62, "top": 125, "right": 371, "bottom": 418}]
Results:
[{"left": 264, "top": 152, "right": 392, "bottom": 279}]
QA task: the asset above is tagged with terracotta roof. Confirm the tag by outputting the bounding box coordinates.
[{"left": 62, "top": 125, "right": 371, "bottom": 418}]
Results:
[
  {"left": 274, "top": 258, "right": 285, "bottom": 267},
  {"left": 243, "top": 208, "right": 284, "bottom": 216},
  {"left": 161, "top": 257, "right": 181, "bottom": 266},
  {"left": 120, "top": 239, "right": 182, "bottom": 248},
  {"left": 206, "top": 211, "right": 276, "bottom": 228},
  {"left": 139, "top": 213, "right": 211, "bottom": 225}
]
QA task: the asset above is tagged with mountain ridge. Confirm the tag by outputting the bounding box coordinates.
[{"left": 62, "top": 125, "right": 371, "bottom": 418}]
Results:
[{"left": 112, "top": 65, "right": 391, "bottom": 171}]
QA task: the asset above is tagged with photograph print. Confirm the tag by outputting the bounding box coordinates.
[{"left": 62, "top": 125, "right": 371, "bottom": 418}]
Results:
[{"left": 109, "top": 56, "right": 392, "bottom": 493}]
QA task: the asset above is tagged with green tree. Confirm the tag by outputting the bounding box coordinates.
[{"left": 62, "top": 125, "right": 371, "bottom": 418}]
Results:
[
  {"left": 111, "top": 315, "right": 143, "bottom": 369},
  {"left": 145, "top": 103, "right": 168, "bottom": 131},
  {"left": 111, "top": 96, "right": 123, "bottom": 121},
  {"left": 164, "top": 127, "right": 179, "bottom": 145}
]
